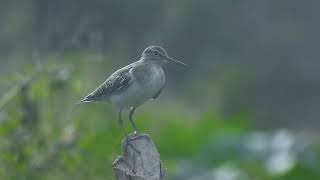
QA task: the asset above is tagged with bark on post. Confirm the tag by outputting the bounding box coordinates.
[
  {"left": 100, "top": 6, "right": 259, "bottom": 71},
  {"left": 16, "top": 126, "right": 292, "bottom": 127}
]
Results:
[{"left": 112, "top": 133, "right": 165, "bottom": 180}]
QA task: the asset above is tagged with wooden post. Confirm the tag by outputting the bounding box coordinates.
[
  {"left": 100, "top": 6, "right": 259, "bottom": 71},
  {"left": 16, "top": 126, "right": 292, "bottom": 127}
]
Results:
[{"left": 112, "top": 133, "right": 165, "bottom": 180}]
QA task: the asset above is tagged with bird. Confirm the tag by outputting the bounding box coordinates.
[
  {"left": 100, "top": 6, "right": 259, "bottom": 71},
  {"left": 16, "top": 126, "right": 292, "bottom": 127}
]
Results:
[{"left": 79, "top": 46, "right": 188, "bottom": 136}]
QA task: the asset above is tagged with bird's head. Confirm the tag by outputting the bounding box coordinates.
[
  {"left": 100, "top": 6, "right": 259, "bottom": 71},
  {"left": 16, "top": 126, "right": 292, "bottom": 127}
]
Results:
[{"left": 141, "top": 46, "right": 189, "bottom": 68}]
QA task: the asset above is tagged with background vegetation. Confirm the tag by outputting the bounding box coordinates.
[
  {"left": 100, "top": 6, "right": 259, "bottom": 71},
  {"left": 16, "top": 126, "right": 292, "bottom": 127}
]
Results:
[{"left": 1, "top": 0, "right": 320, "bottom": 179}]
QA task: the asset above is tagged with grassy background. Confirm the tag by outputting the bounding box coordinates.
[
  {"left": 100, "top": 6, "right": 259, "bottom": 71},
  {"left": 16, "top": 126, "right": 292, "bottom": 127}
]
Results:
[
  {"left": 1, "top": 56, "right": 319, "bottom": 180},
  {"left": 1, "top": 0, "right": 320, "bottom": 179}
]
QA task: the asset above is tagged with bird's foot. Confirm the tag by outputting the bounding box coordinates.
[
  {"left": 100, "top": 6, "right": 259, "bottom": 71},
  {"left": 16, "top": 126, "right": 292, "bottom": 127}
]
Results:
[
  {"left": 123, "top": 135, "right": 141, "bottom": 155},
  {"left": 122, "top": 133, "right": 149, "bottom": 154},
  {"left": 129, "top": 133, "right": 149, "bottom": 142}
]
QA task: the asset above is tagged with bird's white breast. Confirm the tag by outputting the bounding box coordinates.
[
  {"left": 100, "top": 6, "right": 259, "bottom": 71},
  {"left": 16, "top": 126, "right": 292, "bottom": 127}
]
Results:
[{"left": 109, "top": 65, "right": 165, "bottom": 108}]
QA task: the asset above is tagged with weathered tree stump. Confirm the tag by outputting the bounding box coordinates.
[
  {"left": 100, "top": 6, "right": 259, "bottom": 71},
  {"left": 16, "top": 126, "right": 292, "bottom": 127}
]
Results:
[{"left": 112, "top": 133, "right": 165, "bottom": 180}]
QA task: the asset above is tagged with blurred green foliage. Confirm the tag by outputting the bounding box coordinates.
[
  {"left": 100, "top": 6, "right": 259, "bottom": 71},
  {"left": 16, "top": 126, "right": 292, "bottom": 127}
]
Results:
[
  {"left": 0, "top": 55, "right": 320, "bottom": 180},
  {"left": 0, "top": 0, "right": 319, "bottom": 179}
]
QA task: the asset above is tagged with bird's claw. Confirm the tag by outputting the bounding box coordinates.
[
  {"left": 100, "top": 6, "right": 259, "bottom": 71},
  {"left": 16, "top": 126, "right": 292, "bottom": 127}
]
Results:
[
  {"left": 123, "top": 133, "right": 149, "bottom": 154},
  {"left": 123, "top": 135, "right": 141, "bottom": 155},
  {"left": 129, "top": 133, "right": 149, "bottom": 142}
]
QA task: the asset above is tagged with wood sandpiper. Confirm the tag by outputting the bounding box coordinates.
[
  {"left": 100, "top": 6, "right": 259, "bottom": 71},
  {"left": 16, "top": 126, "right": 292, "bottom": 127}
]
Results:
[{"left": 79, "top": 46, "right": 188, "bottom": 136}]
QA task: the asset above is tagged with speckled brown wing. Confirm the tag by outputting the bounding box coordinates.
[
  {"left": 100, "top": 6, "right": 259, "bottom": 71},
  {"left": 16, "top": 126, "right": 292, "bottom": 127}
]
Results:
[{"left": 80, "top": 64, "right": 134, "bottom": 102}]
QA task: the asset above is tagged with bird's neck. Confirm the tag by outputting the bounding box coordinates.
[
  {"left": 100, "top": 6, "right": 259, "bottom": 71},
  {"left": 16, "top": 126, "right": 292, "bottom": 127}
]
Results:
[{"left": 139, "top": 58, "right": 164, "bottom": 67}]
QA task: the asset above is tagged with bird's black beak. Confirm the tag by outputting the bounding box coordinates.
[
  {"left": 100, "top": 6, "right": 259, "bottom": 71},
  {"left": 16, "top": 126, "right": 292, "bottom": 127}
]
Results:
[{"left": 165, "top": 56, "right": 189, "bottom": 68}]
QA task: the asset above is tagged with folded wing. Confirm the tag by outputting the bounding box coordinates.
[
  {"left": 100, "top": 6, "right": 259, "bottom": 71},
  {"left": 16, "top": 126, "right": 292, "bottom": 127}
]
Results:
[{"left": 80, "top": 65, "right": 134, "bottom": 102}]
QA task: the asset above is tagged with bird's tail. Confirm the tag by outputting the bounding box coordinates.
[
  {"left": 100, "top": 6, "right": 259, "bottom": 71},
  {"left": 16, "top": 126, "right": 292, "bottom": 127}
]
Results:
[
  {"left": 76, "top": 96, "right": 93, "bottom": 105},
  {"left": 67, "top": 98, "right": 91, "bottom": 115}
]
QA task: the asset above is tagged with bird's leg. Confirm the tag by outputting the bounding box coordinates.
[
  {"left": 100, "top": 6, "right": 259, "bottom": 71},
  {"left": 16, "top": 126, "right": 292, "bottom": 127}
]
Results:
[
  {"left": 119, "top": 110, "right": 131, "bottom": 153},
  {"left": 118, "top": 110, "right": 127, "bottom": 137},
  {"left": 128, "top": 107, "right": 149, "bottom": 142},
  {"left": 129, "top": 107, "right": 138, "bottom": 133},
  {"left": 119, "top": 109, "right": 140, "bottom": 155}
]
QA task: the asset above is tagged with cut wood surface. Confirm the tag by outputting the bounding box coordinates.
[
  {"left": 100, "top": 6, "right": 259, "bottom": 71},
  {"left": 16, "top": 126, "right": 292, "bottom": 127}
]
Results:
[{"left": 112, "top": 133, "right": 165, "bottom": 180}]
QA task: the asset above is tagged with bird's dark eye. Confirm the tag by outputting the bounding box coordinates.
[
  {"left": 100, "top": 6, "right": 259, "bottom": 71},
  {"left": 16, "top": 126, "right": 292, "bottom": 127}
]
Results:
[{"left": 153, "top": 50, "right": 159, "bottom": 56}]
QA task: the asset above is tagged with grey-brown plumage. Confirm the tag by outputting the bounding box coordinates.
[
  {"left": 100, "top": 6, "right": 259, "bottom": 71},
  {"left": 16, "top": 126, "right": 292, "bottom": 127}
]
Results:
[
  {"left": 80, "top": 64, "right": 134, "bottom": 102},
  {"left": 79, "top": 46, "right": 188, "bottom": 135}
]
